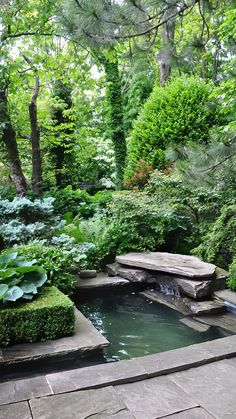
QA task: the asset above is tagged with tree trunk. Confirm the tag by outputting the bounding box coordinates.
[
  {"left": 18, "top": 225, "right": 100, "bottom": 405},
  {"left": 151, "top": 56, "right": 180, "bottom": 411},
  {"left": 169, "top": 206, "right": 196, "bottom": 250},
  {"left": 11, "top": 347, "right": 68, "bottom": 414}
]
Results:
[
  {"left": 29, "top": 76, "right": 42, "bottom": 195},
  {"left": 157, "top": 2, "right": 177, "bottom": 86},
  {"left": 0, "top": 89, "right": 27, "bottom": 196},
  {"left": 100, "top": 51, "right": 126, "bottom": 189}
]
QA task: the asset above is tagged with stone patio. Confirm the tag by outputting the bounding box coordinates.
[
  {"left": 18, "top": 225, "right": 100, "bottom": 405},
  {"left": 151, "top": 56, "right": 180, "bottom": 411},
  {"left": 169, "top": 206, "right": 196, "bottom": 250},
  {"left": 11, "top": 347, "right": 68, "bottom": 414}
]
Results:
[{"left": 1, "top": 335, "right": 236, "bottom": 418}]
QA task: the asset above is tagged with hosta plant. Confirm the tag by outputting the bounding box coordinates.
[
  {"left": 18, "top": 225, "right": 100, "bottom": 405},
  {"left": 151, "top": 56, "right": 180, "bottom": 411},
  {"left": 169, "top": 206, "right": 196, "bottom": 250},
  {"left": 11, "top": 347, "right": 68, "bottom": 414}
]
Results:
[{"left": 0, "top": 251, "right": 47, "bottom": 304}]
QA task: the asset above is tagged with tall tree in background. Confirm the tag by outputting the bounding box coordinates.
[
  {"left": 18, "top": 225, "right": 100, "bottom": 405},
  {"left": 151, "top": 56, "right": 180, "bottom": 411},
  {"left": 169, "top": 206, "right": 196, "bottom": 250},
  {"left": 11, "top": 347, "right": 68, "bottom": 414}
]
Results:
[
  {"left": 50, "top": 80, "right": 75, "bottom": 188},
  {"left": 29, "top": 76, "right": 42, "bottom": 195},
  {"left": 0, "top": 85, "right": 28, "bottom": 196}
]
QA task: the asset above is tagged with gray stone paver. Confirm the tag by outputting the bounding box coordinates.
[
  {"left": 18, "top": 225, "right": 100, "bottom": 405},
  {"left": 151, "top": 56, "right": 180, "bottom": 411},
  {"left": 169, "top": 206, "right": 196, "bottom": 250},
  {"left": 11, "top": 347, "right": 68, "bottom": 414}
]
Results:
[
  {"left": 114, "top": 376, "right": 198, "bottom": 418},
  {"left": 169, "top": 358, "right": 236, "bottom": 418},
  {"left": 1, "top": 337, "right": 236, "bottom": 418},
  {"left": 46, "top": 359, "right": 147, "bottom": 394},
  {"left": 30, "top": 386, "right": 129, "bottom": 419},
  {"left": 0, "top": 376, "right": 51, "bottom": 406},
  {"left": 0, "top": 401, "right": 32, "bottom": 419},
  {"left": 160, "top": 407, "right": 215, "bottom": 418}
]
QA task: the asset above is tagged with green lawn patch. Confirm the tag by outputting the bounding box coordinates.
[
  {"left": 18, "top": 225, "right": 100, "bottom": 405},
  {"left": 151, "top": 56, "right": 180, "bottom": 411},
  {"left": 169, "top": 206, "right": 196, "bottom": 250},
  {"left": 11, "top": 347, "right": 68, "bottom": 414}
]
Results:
[{"left": 0, "top": 286, "right": 75, "bottom": 347}]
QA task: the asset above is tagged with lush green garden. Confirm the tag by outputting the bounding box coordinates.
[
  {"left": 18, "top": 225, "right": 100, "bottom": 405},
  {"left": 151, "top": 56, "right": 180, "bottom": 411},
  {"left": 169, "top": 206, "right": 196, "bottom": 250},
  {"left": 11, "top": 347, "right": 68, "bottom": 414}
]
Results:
[{"left": 0, "top": 0, "right": 235, "bottom": 345}]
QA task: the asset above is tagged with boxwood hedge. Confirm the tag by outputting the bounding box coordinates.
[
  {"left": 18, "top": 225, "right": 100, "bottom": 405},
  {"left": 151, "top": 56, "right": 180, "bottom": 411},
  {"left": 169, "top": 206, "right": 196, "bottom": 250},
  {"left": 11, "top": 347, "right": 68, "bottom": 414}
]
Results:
[{"left": 0, "top": 286, "right": 75, "bottom": 346}]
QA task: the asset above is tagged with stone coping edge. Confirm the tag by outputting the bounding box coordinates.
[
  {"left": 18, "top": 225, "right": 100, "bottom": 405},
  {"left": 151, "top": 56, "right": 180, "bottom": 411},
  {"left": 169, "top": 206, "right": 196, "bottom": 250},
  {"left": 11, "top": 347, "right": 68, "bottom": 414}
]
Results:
[{"left": 45, "top": 334, "right": 236, "bottom": 395}]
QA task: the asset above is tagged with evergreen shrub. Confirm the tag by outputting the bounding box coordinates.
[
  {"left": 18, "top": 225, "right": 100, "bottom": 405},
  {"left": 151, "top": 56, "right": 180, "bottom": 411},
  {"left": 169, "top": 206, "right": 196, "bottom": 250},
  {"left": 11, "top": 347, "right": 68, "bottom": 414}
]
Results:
[
  {"left": 126, "top": 77, "right": 220, "bottom": 177},
  {"left": 192, "top": 205, "right": 236, "bottom": 268},
  {"left": 0, "top": 286, "right": 75, "bottom": 346}
]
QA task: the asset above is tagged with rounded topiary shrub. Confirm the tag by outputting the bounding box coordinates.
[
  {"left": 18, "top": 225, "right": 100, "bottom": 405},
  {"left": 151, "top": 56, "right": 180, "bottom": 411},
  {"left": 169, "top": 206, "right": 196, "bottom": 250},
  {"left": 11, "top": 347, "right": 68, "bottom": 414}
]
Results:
[{"left": 126, "top": 76, "right": 220, "bottom": 178}]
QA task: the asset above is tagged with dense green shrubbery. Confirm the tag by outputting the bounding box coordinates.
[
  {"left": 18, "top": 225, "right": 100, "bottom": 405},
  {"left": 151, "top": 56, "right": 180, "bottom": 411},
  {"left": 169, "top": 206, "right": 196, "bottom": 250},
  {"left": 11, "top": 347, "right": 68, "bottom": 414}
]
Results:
[
  {"left": 0, "top": 251, "right": 47, "bottom": 303},
  {"left": 16, "top": 244, "right": 75, "bottom": 295},
  {"left": 228, "top": 257, "right": 236, "bottom": 291},
  {"left": 0, "top": 286, "right": 75, "bottom": 346},
  {"left": 126, "top": 77, "right": 220, "bottom": 177},
  {"left": 85, "top": 191, "right": 191, "bottom": 268},
  {"left": 193, "top": 205, "right": 236, "bottom": 269},
  {"left": 44, "top": 186, "right": 94, "bottom": 218}
]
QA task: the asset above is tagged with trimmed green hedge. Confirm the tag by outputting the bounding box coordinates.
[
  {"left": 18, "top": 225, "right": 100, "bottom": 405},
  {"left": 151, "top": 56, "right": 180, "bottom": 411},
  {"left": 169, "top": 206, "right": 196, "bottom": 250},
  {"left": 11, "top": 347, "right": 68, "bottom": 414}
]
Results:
[{"left": 0, "top": 286, "right": 75, "bottom": 346}]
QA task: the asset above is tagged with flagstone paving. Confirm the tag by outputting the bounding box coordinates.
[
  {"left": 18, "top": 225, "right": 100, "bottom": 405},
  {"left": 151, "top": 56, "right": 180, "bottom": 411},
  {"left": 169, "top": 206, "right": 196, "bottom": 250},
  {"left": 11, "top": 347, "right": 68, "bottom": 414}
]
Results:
[{"left": 1, "top": 336, "right": 236, "bottom": 418}]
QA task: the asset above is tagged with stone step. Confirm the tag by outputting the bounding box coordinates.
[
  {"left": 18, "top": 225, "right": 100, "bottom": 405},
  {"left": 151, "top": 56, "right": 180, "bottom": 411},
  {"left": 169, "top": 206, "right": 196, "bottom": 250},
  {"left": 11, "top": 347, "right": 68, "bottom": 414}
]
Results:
[
  {"left": 140, "top": 290, "right": 191, "bottom": 315},
  {"left": 194, "top": 312, "right": 236, "bottom": 334},
  {"left": 116, "top": 252, "right": 216, "bottom": 279},
  {"left": 75, "top": 272, "right": 129, "bottom": 289},
  {"left": 214, "top": 289, "right": 236, "bottom": 307},
  {"left": 179, "top": 317, "right": 210, "bottom": 332},
  {"left": 184, "top": 299, "right": 226, "bottom": 316}
]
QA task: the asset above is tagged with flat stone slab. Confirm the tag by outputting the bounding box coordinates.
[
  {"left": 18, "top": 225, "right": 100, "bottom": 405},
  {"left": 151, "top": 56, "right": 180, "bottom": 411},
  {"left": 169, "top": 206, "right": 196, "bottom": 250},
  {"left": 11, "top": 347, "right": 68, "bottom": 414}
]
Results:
[
  {"left": 0, "top": 308, "right": 109, "bottom": 367},
  {"left": 170, "top": 358, "right": 236, "bottom": 418},
  {"left": 116, "top": 252, "right": 216, "bottom": 279},
  {"left": 214, "top": 289, "right": 236, "bottom": 306},
  {"left": 46, "top": 359, "right": 147, "bottom": 394},
  {"left": 115, "top": 376, "right": 198, "bottom": 418},
  {"left": 117, "top": 267, "right": 156, "bottom": 283},
  {"left": 179, "top": 317, "right": 210, "bottom": 332},
  {"left": 140, "top": 290, "right": 191, "bottom": 315},
  {"left": 0, "top": 402, "right": 32, "bottom": 419},
  {"left": 30, "top": 386, "right": 131, "bottom": 419},
  {"left": 137, "top": 335, "right": 236, "bottom": 377},
  {"left": 162, "top": 407, "right": 215, "bottom": 418},
  {"left": 76, "top": 272, "right": 129, "bottom": 289},
  {"left": 0, "top": 376, "right": 51, "bottom": 406},
  {"left": 194, "top": 312, "right": 236, "bottom": 334},
  {"left": 184, "top": 299, "right": 226, "bottom": 315}
]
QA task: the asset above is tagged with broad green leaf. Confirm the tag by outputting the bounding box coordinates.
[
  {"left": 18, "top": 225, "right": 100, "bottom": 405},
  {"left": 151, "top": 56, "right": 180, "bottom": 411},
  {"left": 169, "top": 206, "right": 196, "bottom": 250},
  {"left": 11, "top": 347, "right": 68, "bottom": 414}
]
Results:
[
  {"left": 15, "top": 265, "right": 40, "bottom": 274},
  {"left": 21, "top": 293, "right": 34, "bottom": 300},
  {"left": 16, "top": 260, "right": 37, "bottom": 267},
  {"left": 0, "top": 284, "right": 8, "bottom": 300},
  {"left": 0, "top": 268, "right": 15, "bottom": 279},
  {"left": 0, "top": 252, "right": 17, "bottom": 265},
  {"left": 3, "top": 286, "right": 23, "bottom": 302},
  {"left": 20, "top": 282, "right": 38, "bottom": 294},
  {"left": 31, "top": 271, "right": 48, "bottom": 288}
]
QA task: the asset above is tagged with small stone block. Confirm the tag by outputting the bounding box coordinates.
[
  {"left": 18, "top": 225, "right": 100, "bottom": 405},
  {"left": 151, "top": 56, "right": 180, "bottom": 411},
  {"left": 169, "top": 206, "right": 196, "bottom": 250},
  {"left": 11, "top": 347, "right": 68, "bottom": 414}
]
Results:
[{"left": 79, "top": 269, "right": 97, "bottom": 278}]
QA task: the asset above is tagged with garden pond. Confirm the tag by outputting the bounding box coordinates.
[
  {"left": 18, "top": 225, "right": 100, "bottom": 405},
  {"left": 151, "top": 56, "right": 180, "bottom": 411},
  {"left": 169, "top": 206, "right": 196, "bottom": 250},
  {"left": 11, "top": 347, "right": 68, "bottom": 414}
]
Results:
[{"left": 77, "top": 292, "right": 228, "bottom": 361}]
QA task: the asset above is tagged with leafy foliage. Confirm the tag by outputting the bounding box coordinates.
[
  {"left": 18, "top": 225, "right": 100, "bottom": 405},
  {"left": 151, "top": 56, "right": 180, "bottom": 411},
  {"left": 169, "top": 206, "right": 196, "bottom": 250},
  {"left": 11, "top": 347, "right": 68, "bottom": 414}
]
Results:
[
  {"left": 16, "top": 244, "right": 75, "bottom": 295},
  {"left": 192, "top": 205, "right": 236, "bottom": 269},
  {"left": 228, "top": 257, "right": 236, "bottom": 292},
  {"left": 0, "top": 251, "right": 47, "bottom": 304},
  {"left": 126, "top": 77, "right": 220, "bottom": 177}
]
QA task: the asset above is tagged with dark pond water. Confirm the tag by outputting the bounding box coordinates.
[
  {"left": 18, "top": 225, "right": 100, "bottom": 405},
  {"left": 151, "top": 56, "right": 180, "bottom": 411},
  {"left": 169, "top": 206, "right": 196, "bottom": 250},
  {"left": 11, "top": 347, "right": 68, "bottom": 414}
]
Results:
[{"left": 77, "top": 293, "right": 228, "bottom": 361}]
